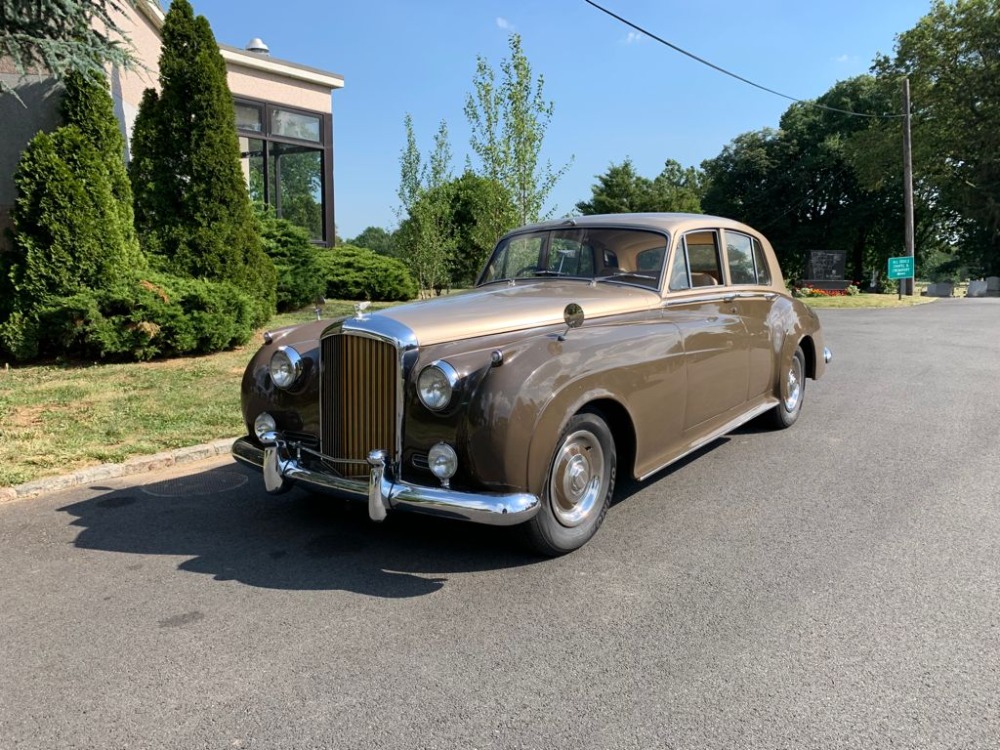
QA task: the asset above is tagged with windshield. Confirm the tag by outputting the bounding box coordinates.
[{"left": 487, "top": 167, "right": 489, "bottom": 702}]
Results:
[{"left": 478, "top": 227, "right": 670, "bottom": 291}]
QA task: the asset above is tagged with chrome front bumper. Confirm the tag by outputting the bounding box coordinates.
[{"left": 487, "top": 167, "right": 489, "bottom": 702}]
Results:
[{"left": 232, "top": 437, "right": 540, "bottom": 527}]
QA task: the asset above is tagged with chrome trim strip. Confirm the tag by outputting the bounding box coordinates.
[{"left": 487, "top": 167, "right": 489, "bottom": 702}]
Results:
[
  {"left": 233, "top": 438, "right": 540, "bottom": 527},
  {"left": 664, "top": 289, "right": 779, "bottom": 307}
]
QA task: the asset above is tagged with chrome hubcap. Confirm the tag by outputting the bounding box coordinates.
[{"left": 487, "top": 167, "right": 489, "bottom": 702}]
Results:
[
  {"left": 784, "top": 356, "right": 803, "bottom": 412},
  {"left": 550, "top": 430, "right": 605, "bottom": 528}
]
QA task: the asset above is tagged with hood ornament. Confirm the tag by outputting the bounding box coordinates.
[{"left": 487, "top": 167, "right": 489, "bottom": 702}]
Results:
[{"left": 354, "top": 301, "right": 371, "bottom": 320}]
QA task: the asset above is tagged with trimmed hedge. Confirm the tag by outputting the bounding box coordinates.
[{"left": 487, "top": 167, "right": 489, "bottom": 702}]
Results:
[
  {"left": 317, "top": 244, "right": 418, "bottom": 301},
  {"left": 0, "top": 273, "right": 255, "bottom": 362}
]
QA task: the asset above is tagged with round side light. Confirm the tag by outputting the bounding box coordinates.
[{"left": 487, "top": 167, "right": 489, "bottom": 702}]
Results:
[
  {"left": 254, "top": 412, "right": 278, "bottom": 444},
  {"left": 428, "top": 442, "right": 458, "bottom": 480}
]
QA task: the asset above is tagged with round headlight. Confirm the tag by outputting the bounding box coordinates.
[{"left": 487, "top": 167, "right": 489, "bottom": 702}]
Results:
[
  {"left": 269, "top": 346, "right": 302, "bottom": 389},
  {"left": 254, "top": 412, "right": 277, "bottom": 444},
  {"left": 428, "top": 442, "right": 458, "bottom": 480},
  {"left": 417, "top": 361, "right": 459, "bottom": 411}
]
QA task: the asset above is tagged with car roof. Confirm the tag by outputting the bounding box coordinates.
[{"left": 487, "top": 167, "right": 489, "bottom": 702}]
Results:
[{"left": 502, "top": 213, "right": 761, "bottom": 239}]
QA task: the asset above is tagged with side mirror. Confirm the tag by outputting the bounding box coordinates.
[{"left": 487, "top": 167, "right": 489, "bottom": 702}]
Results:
[{"left": 559, "top": 303, "right": 584, "bottom": 340}]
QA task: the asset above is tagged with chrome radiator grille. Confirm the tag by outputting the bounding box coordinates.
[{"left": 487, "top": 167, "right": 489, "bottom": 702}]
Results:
[{"left": 320, "top": 333, "right": 399, "bottom": 478}]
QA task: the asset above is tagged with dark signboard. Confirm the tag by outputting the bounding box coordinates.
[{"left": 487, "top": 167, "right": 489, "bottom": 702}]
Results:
[{"left": 806, "top": 250, "right": 847, "bottom": 280}]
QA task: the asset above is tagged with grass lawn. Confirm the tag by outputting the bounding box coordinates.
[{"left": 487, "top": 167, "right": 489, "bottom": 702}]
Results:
[
  {"left": 0, "top": 301, "right": 396, "bottom": 488},
  {"left": 801, "top": 293, "right": 938, "bottom": 309}
]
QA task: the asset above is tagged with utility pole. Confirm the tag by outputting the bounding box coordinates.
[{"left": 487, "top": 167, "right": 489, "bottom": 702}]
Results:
[{"left": 902, "top": 78, "right": 915, "bottom": 295}]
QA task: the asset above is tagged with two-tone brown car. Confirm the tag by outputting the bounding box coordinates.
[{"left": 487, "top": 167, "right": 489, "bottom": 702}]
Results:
[{"left": 233, "top": 213, "right": 830, "bottom": 554}]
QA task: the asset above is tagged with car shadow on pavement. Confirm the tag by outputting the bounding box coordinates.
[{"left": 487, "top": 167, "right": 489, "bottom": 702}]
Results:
[{"left": 58, "top": 463, "right": 542, "bottom": 599}]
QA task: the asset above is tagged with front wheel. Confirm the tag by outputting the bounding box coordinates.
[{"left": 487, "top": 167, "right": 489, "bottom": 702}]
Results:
[
  {"left": 523, "top": 411, "right": 616, "bottom": 556},
  {"left": 766, "top": 346, "right": 806, "bottom": 429}
]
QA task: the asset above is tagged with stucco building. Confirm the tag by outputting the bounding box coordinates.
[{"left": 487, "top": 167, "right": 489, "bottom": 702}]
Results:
[{"left": 0, "top": 0, "right": 344, "bottom": 248}]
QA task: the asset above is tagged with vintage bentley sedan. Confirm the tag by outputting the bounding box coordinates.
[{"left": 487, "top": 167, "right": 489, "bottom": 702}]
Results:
[{"left": 233, "top": 213, "right": 830, "bottom": 554}]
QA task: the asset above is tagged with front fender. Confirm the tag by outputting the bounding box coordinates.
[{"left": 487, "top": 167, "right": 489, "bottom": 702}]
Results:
[{"left": 466, "top": 318, "right": 683, "bottom": 496}]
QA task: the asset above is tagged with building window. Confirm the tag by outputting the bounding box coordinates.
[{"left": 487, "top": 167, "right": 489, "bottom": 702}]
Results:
[{"left": 236, "top": 98, "right": 332, "bottom": 244}]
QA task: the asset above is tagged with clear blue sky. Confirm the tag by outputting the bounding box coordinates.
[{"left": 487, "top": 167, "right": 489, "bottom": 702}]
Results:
[{"left": 188, "top": 0, "right": 930, "bottom": 240}]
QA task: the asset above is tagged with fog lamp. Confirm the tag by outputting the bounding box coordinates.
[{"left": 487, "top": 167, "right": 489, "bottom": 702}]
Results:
[
  {"left": 254, "top": 412, "right": 278, "bottom": 444},
  {"left": 269, "top": 346, "right": 302, "bottom": 389},
  {"left": 428, "top": 442, "right": 458, "bottom": 482}
]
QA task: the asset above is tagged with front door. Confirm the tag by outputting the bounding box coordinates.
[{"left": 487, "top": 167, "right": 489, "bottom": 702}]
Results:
[{"left": 663, "top": 230, "right": 750, "bottom": 430}]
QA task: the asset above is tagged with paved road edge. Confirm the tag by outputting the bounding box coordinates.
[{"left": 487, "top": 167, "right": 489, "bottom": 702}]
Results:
[{"left": 0, "top": 438, "right": 237, "bottom": 504}]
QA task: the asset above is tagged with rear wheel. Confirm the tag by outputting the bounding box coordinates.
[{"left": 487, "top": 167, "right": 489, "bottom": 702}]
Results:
[
  {"left": 766, "top": 346, "right": 806, "bottom": 429},
  {"left": 523, "top": 411, "right": 616, "bottom": 556}
]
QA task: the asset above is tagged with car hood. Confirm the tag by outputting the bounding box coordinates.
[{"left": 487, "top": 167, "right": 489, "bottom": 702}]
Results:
[{"left": 373, "top": 281, "right": 660, "bottom": 346}]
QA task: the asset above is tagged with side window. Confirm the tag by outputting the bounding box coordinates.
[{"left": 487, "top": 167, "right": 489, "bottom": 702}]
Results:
[
  {"left": 752, "top": 237, "right": 772, "bottom": 285},
  {"left": 726, "top": 232, "right": 757, "bottom": 285},
  {"left": 669, "top": 238, "right": 691, "bottom": 290},
  {"left": 636, "top": 246, "right": 666, "bottom": 273},
  {"left": 684, "top": 231, "right": 723, "bottom": 287}
]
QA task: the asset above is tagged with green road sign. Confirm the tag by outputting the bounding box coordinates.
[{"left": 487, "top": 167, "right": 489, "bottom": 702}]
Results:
[{"left": 887, "top": 256, "right": 914, "bottom": 280}]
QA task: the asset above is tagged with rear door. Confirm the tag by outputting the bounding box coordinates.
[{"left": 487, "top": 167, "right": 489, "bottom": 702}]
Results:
[{"left": 722, "top": 229, "right": 777, "bottom": 400}]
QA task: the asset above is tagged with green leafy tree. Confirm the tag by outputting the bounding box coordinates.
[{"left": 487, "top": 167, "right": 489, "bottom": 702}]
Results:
[
  {"left": 395, "top": 116, "right": 454, "bottom": 294},
  {"left": 577, "top": 158, "right": 703, "bottom": 215},
  {"left": 0, "top": 0, "right": 138, "bottom": 100},
  {"left": 465, "top": 33, "right": 570, "bottom": 237},
  {"left": 128, "top": 0, "right": 274, "bottom": 324},
  {"left": 874, "top": 0, "right": 1000, "bottom": 275},
  {"left": 446, "top": 171, "right": 514, "bottom": 286},
  {"left": 701, "top": 76, "right": 920, "bottom": 283},
  {"left": 349, "top": 226, "right": 395, "bottom": 256}
]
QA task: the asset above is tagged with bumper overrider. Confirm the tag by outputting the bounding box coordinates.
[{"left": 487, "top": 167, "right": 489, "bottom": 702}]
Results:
[{"left": 232, "top": 437, "right": 540, "bottom": 527}]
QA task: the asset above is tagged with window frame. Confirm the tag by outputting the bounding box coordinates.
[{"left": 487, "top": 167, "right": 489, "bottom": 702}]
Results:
[{"left": 234, "top": 96, "right": 334, "bottom": 246}]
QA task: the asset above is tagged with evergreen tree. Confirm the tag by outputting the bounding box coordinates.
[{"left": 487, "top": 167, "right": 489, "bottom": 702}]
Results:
[
  {"left": 0, "top": 70, "right": 143, "bottom": 359},
  {"left": 60, "top": 69, "right": 142, "bottom": 268},
  {"left": 128, "top": 0, "right": 275, "bottom": 324},
  {"left": 0, "top": 0, "right": 138, "bottom": 100}
]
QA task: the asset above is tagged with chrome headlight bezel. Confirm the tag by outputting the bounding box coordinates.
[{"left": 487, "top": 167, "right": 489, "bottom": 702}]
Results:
[
  {"left": 417, "top": 360, "right": 460, "bottom": 412},
  {"left": 269, "top": 345, "right": 303, "bottom": 389}
]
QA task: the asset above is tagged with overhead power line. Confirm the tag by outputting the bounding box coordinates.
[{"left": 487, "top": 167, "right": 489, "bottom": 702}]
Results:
[{"left": 583, "top": 0, "right": 904, "bottom": 120}]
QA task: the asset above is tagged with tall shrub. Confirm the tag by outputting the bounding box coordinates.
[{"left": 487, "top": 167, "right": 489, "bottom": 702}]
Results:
[
  {"left": 0, "top": 71, "right": 144, "bottom": 360},
  {"left": 259, "top": 215, "right": 326, "bottom": 311},
  {"left": 128, "top": 0, "right": 275, "bottom": 324}
]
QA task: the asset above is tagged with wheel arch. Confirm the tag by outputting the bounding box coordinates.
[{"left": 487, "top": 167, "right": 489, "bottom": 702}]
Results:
[
  {"left": 797, "top": 334, "right": 817, "bottom": 379},
  {"left": 579, "top": 398, "right": 636, "bottom": 485}
]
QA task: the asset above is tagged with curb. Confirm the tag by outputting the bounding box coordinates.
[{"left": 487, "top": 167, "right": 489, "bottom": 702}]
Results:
[{"left": 0, "top": 437, "right": 237, "bottom": 504}]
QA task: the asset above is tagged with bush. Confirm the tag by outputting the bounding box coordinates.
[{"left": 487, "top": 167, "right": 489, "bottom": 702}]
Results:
[
  {"left": 317, "top": 244, "right": 418, "bottom": 301},
  {"left": 259, "top": 216, "right": 326, "bottom": 311},
  {"left": 0, "top": 274, "right": 255, "bottom": 362}
]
